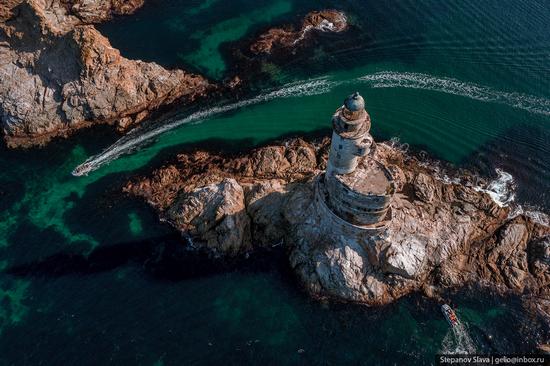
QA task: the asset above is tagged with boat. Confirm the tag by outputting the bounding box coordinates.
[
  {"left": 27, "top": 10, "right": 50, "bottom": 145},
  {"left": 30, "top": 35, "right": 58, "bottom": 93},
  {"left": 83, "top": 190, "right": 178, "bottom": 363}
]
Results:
[
  {"left": 441, "top": 304, "right": 460, "bottom": 327},
  {"left": 72, "top": 161, "right": 93, "bottom": 176}
]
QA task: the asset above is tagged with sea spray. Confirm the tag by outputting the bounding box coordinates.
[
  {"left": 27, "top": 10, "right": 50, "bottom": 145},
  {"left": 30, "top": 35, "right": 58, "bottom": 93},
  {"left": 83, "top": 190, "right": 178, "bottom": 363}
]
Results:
[
  {"left": 473, "top": 168, "right": 516, "bottom": 207},
  {"left": 440, "top": 323, "right": 477, "bottom": 355},
  {"left": 384, "top": 137, "right": 517, "bottom": 207}
]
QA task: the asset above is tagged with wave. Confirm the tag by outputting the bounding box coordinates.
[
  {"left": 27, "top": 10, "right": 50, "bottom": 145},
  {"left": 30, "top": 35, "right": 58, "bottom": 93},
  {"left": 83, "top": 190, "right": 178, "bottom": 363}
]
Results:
[
  {"left": 473, "top": 168, "right": 516, "bottom": 207},
  {"left": 357, "top": 71, "right": 550, "bottom": 116},
  {"left": 72, "top": 77, "right": 339, "bottom": 176}
]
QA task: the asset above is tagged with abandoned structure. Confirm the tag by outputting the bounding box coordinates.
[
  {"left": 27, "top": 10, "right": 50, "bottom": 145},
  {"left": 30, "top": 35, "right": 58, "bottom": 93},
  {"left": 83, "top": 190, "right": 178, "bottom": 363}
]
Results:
[{"left": 316, "top": 92, "right": 395, "bottom": 232}]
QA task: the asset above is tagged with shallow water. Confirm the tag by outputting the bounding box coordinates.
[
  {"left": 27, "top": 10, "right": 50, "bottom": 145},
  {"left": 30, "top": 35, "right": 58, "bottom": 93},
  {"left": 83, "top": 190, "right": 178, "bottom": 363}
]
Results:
[{"left": 1, "top": 0, "right": 550, "bottom": 364}]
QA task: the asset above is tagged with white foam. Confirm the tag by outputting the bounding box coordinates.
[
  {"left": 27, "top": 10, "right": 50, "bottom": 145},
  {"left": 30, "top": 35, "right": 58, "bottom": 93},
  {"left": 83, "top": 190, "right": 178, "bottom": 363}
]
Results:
[
  {"left": 73, "top": 70, "right": 550, "bottom": 176},
  {"left": 357, "top": 71, "right": 550, "bottom": 116},
  {"left": 441, "top": 323, "right": 477, "bottom": 355},
  {"left": 508, "top": 205, "right": 550, "bottom": 227},
  {"left": 473, "top": 168, "right": 516, "bottom": 207},
  {"left": 72, "top": 77, "right": 339, "bottom": 176},
  {"left": 525, "top": 210, "right": 550, "bottom": 227}
]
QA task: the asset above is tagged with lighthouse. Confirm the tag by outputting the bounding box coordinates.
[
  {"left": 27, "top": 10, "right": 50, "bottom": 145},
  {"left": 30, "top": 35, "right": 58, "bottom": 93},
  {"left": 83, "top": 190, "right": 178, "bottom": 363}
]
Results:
[
  {"left": 318, "top": 92, "right": 395, "bottom": 228},
  {"left": 326, "top": 92, "right": 373, "bottom": 176}
]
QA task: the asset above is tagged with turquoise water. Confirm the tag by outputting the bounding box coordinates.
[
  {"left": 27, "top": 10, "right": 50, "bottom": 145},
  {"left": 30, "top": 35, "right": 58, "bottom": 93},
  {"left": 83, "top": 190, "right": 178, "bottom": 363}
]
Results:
[{"left": 1, "top": 0, "right": 549, "bottom": 364}]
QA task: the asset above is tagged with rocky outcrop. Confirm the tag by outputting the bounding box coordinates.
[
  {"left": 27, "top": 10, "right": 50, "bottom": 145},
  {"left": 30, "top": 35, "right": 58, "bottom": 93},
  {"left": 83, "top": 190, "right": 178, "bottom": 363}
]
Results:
[
  {"left": 0, "top": 0, "right": 210, "bottom": 147},
  {"left": 66, "top": 0, "right": 145, "bottom": 24},
  {"left": 250, "top": 10, "right": 347, "bottom": 54},
  {"left": 126, "top": 137, "right": 549, "bottom": 311},
  {"left": 125, "top": 139, "right": 323, "bottom": 254},
  {"left": 165, "top": 178, "right": 251, "bottom": 256},
  {"left": 0, "top": 0, "right": 144, "bottom": 23},
  {"left": 0, "top": 0, "right": 22, "bottom": 22}
]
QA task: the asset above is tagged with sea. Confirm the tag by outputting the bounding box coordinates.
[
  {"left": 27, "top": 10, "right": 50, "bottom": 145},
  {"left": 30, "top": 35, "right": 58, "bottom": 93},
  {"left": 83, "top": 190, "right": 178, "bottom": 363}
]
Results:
[{"left": 0, "top": 0, "right": 549, "bottom": 364}]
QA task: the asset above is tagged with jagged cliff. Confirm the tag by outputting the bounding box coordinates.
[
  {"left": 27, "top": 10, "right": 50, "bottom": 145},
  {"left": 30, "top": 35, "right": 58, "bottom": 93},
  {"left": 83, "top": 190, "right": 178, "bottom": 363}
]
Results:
[
  {"left": 0, "top": 0, "right": 210, "bottom": 147},
  {"left": 125, "top": 137, "right": 550, "bottom": 318}
]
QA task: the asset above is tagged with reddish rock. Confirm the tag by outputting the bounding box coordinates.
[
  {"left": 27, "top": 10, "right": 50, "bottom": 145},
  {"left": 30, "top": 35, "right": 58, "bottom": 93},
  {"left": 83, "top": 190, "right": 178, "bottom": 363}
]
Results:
[
  {"left": 250, "top": 10, "right": 348, "bottom": 54},
  {"left": 0, "top": 0, "right": 210, "bottom": 147},
  {"left": 126, "top": 136, "right": 549, "bottom": 314},
  {"left": 165, "top": 178, "right": 251, "bottom": 256}
]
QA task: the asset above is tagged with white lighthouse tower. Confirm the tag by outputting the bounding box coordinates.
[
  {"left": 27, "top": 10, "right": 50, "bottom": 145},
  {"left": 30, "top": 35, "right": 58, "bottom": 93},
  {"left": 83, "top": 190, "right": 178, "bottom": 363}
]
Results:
[
  {"left": 326, "top": 92, "right": 373, "bottom": 176},
  {"left": 319, "top": 92, "right": 395, "bottom": 227}
]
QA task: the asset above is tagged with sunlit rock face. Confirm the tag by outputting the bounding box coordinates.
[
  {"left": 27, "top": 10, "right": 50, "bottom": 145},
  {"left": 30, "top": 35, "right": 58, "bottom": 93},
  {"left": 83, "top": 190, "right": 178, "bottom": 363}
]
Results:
[
  {"left": 0, "top": 0, "right": 209, "bottom": 147},
  {"left": 165, "top": 178, "right": 251, "bottom": 256},
  {"left": 126, "top": 95, "right": 549, "bottom": 310}
]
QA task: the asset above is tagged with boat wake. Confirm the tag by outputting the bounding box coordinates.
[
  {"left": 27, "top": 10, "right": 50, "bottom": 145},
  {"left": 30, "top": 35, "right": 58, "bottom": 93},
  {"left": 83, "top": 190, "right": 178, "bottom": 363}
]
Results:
[
  {"left": 357, "top": 71, "right": 550, "bottom": 116},
  {"left": 72, "top": 71, "right": 550, "bottom": 176},
  {"left": 441, "top": 323, "right": 477, "bottom": 355},
  {"left": 71, "top": 77, "right": 338, "bottom": 176}
]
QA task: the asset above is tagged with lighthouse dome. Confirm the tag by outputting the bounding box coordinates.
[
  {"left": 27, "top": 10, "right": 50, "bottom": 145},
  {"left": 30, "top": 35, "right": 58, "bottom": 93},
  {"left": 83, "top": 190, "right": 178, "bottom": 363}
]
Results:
[{"left": 344, "top": 92, "right": 365, "bottom": 112}]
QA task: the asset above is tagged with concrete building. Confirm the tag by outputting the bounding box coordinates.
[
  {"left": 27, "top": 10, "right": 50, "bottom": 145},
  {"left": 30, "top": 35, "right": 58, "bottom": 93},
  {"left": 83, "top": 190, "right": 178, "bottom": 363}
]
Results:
[{"left": 317, "top": 92, "right": 395, "bottom": 230}]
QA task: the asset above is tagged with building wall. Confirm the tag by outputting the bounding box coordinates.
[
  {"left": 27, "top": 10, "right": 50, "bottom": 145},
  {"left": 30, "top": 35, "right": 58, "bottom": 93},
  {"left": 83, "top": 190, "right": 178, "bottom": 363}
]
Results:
[
  {"left": 314, "top": 177, "right": 388, "bottom": 237},
  {"left": 327, "top": 131, "right": 366, "bottom": 175},
  {"left": 325, "top": 173, "right": 392, "bottom": 225}
]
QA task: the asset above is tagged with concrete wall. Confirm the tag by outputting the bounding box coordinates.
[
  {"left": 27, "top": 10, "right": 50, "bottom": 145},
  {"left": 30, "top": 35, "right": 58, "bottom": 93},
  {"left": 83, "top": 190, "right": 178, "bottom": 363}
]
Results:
[
  {"left": 325, "top": 173, "right": 392, "bottom": 225},
  {"left": 314, "top": 177, "right": 388, "bottom": 237}
]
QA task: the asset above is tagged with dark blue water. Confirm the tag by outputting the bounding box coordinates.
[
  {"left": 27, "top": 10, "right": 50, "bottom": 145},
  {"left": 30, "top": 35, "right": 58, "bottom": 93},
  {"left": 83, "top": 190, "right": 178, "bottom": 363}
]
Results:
[{"left": 1, "top": 0, "right": 549, "bottom": 364}]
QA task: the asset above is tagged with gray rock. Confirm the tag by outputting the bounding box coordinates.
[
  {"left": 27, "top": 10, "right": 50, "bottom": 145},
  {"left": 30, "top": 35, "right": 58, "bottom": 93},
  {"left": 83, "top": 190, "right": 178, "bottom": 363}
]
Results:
[
  {"left": 165, "top": 178, "right": 251, "bottom": 255},
  {"left": 382, "top": 236, "right": 427, "bottom": 279}
]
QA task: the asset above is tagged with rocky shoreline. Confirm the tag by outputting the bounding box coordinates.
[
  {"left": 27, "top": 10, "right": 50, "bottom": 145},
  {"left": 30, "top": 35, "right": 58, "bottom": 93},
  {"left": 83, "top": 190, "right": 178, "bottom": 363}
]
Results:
[
  {"left": 0, "top": 0, "right": 210, "bottom": 148},
  {"left": 0, "top": 1, "right": 349, "bottom": 148},
  {"left": 124, "top": 136, "right": 549, "bottom": 320}
]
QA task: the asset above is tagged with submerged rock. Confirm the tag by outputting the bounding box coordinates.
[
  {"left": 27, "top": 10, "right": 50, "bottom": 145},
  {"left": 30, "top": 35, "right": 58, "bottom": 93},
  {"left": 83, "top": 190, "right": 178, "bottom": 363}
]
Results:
[
  {"left": 0, "top": 0, "right": 210, "bottom": 147},
  {"left": 250, "top": 9, "right": 347, "bottom": 55}
]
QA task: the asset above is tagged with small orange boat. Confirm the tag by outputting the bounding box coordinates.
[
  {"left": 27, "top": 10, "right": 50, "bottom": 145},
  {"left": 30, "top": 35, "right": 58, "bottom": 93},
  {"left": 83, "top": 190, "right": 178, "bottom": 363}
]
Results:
[{"left": 441, "top": 304, "right": 460, "bottom": 327}]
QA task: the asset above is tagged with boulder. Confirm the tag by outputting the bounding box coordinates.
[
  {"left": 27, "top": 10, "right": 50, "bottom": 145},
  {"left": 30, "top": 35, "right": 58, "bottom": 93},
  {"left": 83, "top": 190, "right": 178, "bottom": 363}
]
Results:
[
  {"left": 413, "top": 172, "right": 438, "bottom": 202},
  {"left": 165, "top": 178, "right": 250, "bottom": 255},
  {"left": 382, "top": 236, "right": 427, "bottom": 279},
  {"left": 244, "top": 179, "right": 288, "bottom": 246}
]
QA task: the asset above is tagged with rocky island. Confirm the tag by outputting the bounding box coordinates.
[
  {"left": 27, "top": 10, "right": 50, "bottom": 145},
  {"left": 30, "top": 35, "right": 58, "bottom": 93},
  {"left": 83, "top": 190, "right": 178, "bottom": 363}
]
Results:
[
  {"left": 1, "top": 0, "right": 548, "bottom": 361},
  {"left": 126, "top": 92, "right": 550, "bottom": 321}
]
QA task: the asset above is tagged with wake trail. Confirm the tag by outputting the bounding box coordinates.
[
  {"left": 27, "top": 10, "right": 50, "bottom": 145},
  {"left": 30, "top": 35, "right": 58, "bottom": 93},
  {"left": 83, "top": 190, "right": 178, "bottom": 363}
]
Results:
[
  {"left": 357, "top": 71, "right": 550, "bottom": 116},
  {"left": 73, "top": 71, "right": 550, "bottom": 176},
  {"left": 72, "top": 77, "right": 339, "bottom": 176},
  {"left": 441, "top": 323, "right": 477, "bottom": 355}
]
